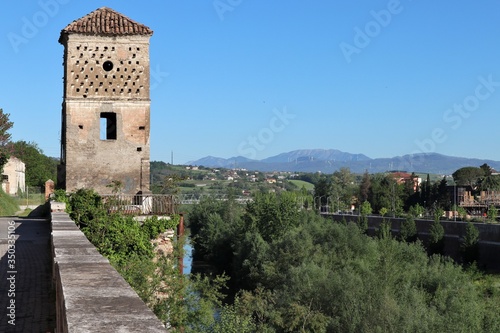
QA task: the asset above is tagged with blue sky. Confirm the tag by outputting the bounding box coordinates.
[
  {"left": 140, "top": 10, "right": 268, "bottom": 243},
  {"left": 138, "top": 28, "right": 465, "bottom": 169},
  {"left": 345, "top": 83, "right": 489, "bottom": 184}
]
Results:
[{"left": 2, "top": 1, "right": 500, "bottom": 165}]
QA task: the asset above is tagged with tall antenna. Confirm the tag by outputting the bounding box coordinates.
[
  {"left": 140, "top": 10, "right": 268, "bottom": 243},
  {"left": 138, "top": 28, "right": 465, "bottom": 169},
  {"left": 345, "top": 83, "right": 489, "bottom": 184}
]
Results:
[{"left": 171, "top": 151, "right": 174, "bottom": 165}]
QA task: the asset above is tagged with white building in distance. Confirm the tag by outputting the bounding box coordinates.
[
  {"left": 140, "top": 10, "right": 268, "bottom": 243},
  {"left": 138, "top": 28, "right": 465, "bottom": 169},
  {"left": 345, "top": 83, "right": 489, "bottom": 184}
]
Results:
[{"left": 2, "top": 157, "right": 26, "bottom": 195}]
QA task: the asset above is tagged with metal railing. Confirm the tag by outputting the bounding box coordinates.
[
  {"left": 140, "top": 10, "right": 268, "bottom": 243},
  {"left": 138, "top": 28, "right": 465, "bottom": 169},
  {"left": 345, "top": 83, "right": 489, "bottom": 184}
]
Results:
[{"left": 101, "top": 194, "right": 177, "bottom": 215}]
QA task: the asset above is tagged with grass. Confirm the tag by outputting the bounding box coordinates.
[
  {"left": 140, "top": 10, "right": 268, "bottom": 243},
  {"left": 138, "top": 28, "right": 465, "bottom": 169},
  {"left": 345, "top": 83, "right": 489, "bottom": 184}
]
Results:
[
  {"left": 17, "top": 208, "right": 33, "bottom": 217},
  {"left": 0, "top": 190, "right": 20, "bottom": 216},
  {"left": 15, "top": 193, "right": 46, "bottom": 206},
  {"left": 289, "top": 179, "right": 315, "bottom": 191}
]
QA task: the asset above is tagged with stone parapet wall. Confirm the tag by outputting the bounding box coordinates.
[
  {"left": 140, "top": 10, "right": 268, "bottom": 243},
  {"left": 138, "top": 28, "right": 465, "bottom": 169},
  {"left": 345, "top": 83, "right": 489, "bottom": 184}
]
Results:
[{"left": 50, "top": 206, "right": 167, "bottom": 332}]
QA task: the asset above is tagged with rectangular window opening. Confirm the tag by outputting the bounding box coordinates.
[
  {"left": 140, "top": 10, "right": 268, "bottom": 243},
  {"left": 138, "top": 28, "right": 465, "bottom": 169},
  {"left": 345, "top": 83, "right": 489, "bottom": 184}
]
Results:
[{"left": 100, "top": 112, "right": 117, "bottom": 140}]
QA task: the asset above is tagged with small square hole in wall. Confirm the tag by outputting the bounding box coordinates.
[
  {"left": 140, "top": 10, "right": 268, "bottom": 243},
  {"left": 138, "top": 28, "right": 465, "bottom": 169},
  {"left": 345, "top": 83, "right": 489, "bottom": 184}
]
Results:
[
  {"left": 78, "top": 125, "right": 83, "bottom": 129},
  {"left": 137, "top": 147, "right": 142, "bottom": 152},
  {"left": 139, "top": 126, "right": 145, "bottom": 130}
]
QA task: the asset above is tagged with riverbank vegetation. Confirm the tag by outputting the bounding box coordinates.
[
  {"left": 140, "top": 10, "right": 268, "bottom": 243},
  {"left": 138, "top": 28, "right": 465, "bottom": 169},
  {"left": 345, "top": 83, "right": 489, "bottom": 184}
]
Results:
[
  {"left": 189, "top": 192, "right": 500, "bottom": 333},
  {"left": 65, "top": 189, "right": 256, "bottom": 332},
  {"left": 62, "top": 172, "right": 500, "bottom": 332}
]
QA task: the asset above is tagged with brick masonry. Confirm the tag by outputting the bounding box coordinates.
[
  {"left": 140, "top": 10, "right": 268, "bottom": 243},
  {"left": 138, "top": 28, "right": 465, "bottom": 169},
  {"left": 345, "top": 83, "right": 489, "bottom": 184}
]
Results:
[{"left": 58, "top": 8, "right": 153, "bottom": 195}]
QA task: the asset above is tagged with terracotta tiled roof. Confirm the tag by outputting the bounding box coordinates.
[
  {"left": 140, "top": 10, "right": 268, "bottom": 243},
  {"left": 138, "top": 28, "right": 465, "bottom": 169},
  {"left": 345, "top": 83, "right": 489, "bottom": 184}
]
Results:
[{"left": 60, "top": 7, "right": 153, "bottom": 38}]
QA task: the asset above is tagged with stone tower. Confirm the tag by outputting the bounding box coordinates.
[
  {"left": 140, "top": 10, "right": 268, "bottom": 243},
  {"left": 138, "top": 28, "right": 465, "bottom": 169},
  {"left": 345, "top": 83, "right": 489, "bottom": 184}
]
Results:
[{"left": 58, "top": 7, "right": 153, "bottom": 194}]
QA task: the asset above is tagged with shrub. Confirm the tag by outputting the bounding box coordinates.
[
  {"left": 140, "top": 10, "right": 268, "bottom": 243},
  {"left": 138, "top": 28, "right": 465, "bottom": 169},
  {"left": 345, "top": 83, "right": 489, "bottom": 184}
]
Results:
[
  {"left": 461, "top": 222, "right": 479, "bottom": 265},
  {"left": 377, "top": 218, "right": 392, "bottom": 240},
  {"left": 429, "top": 218, "right": 445, "bottom": 255},
  {"left": 400, "top": 215, "right": 417, "bottom": 242}
]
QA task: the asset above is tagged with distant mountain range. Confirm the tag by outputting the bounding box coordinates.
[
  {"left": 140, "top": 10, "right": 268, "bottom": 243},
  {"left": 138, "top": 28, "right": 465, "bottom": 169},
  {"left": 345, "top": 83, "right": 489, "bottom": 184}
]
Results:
[{"left": 186, "top": 149, "right": 500, "bottom": 175}]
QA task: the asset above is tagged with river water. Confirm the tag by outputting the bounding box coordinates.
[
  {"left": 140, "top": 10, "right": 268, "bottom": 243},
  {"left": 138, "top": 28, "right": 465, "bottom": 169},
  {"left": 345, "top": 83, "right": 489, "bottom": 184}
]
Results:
[{"left": 183, "top": 233, "right": 193, "bottom": 275}]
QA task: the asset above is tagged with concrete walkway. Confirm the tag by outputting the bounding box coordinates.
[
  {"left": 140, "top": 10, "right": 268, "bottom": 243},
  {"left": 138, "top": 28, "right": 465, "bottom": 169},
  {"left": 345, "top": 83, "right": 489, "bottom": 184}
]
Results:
[{"left": 0, "top": 217, "right": 56, "bottom": 332}]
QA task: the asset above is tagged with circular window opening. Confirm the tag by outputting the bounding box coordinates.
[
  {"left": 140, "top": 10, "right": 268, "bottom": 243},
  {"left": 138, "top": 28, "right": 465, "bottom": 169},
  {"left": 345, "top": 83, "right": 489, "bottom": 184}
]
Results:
[{"left": 103, "top": 61, "right": 114, "bottom": 72}]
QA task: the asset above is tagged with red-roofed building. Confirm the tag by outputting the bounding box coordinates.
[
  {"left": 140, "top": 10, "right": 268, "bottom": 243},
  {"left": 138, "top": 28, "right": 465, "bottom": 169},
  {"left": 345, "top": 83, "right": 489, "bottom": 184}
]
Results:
[
  {"left": 58, "top": 7, "right": 154, "bottom": 194},
  {"left": 389, "top": 172, "right": 421, "bottom": 192}
]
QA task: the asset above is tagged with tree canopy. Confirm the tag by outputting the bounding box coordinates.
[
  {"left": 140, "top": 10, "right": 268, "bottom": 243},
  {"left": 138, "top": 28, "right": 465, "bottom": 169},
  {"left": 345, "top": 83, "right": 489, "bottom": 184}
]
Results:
[
  {"left": 0, "top": 108, "right": 13, "bottom": 171},
  {"left": 189, "top": 195, "right": 500, "bottom": 333},
  {"left": 452, "top": 166, "right": 485, "bottom": 189},
  {"left": 8, "top": 141, "right": 57, "bottom": 187}
]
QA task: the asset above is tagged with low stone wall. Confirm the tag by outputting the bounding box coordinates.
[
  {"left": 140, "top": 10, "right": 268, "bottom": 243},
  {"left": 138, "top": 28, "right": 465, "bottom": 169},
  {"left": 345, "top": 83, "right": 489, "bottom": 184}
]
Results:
[
  {"left": 50, "top": 208, "right": 168, "bottom": 332},
  {"left": 326, "top": 214, "right": 500, "bottom": 272}
]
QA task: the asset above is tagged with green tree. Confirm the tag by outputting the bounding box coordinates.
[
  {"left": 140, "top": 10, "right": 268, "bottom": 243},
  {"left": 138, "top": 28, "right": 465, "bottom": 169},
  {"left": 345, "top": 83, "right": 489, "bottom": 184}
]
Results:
[
  {"left": 436, "top": 176, "right": 451, "bottom": 210},
  {"left": 400, "top": 215, "right": 417, "bottom": 242},
  {"left": 379, "top": 207, "right": 388, "bottom": 217},
  {"left": 358, "top": 200, "right": 372, "bottom": 232},
  {"left": 368, "top": 174, "right": 403, "bottom": 216},
  {"left": 189, "top": 197, "right": 500, "bottom": 333},
  {"left": 8, "top": 141, "right": 57, "bottom": 187},
  {"left": 480, "top": 175, "right": 500, "bottom": 191},
  {"left": 207, "top": 299, "right": 256, "bottom": 333},
  {"left": 429, "top": 215, "right": 445, "bottom": 255},
  {"left": 242, "top": 192, "right": 300, "bottom": 242},
  {"left": 487, "top": 204, "right": 497, "bottom": 223},
  {"left": 460, "top": 222, "right": 479, "bottom": 265},
  {"left": 480, "top": 163, "right": 492, "bottom": 177},
  {"left": 159, "top": 174, "right": 184, "bottom": 195},
  {"left": 423, "top": 174, "right": 432, "bottom": 209},
  {"left": 359, "top": 170, "right": 371, "bottom": 203},
  {"left": 0, "top": 108, "right": 13, "bottom": 146},
  {"left": 313, "top": 176, "right": 331, "bottom": 209},
  {"left": 452, "top": 166, "right": 484, "bottom": 189},
  {"left": 332, "top": 168, "right": 356, "bottom": 212},
  {"left": 408, "top": 203, "right": 425, "bottom": 218},
  {"left": 377, "top": 217, "right": 392, "bottom": 240},
  {"left": 360, "top": 200, "right": 372, "bottom": 216},
  {"left": 0, "top": 108, "right": 13, "bottom": 172},
  {"left": 456, "top": 205, "right": 467, "bottom": 220}
]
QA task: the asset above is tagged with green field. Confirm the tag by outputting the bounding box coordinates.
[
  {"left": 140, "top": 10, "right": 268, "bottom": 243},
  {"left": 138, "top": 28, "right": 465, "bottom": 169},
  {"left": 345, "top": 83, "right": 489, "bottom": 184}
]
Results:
[{"left": 289, "top": 179, "right": 314, "bottom": 191}]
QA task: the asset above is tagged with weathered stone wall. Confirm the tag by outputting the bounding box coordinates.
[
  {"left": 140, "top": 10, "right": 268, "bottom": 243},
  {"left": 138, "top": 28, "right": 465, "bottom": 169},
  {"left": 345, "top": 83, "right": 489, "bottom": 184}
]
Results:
[
  {"left": 61, "top": 35, "right": 151, "bottom": 100},
  {"left": 62, "top": 100, "right": 150, "bottom": 194},
  {"left": 60, "top": 34, "right": 151, "bottom": 194},
  {"left": 2, "top": 157, "right": 25, "bottom": 195},
  {"left": 51, "top": 206, "right": 167, "bottom": 332}
]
